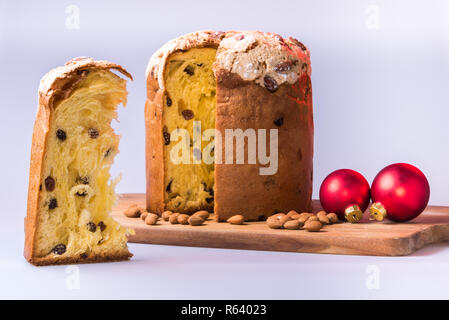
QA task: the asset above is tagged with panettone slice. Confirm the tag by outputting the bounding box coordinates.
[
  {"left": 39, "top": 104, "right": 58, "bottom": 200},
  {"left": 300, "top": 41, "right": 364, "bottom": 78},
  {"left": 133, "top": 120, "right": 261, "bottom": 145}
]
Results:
[{"left": 24, "top": 57, "right": 133, "bottom": 265}]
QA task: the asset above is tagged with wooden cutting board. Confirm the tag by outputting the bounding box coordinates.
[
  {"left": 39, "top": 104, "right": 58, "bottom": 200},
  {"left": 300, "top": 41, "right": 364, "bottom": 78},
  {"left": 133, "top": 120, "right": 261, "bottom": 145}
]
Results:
[{"left": 112, "top": 193, "right": 449, "bottom": 256}]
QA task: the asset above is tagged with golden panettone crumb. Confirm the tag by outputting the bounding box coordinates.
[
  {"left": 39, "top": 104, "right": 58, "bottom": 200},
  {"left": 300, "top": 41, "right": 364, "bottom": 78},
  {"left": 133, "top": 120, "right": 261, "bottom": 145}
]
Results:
[{"left": 25, "top": 60, "right": 132, "bottom": 265}]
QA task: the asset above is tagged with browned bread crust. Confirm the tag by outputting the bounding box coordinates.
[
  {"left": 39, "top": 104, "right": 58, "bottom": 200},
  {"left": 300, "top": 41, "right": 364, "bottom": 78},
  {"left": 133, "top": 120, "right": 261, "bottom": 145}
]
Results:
[
  {"left": 25, "top": 57, "right": 133, "bottom": 266},
  {"left": 145, "top": 31, "right": 313, "bottom": 221},
  {"left": 28, "top": 251, "right": 132, "bottom": 266},
  {"left": 215, "top": 71, "right": 313, "bottom": 221}
]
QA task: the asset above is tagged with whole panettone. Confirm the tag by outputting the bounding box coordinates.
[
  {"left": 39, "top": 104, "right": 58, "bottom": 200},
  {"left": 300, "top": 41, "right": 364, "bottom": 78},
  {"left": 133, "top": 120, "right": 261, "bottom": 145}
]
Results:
[
  {"left": 24, "top": 58, "right": 133, "bottom": 265},
  {"left": 145, "top": 31, "right": 314, "bottom": 221}
]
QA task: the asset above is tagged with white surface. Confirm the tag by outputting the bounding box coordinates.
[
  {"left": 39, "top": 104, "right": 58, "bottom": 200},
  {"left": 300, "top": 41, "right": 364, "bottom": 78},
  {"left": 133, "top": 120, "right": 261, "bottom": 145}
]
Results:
[
  {"left": 1, "top": 0, "right": 449, "bottom": 299},
  {"left": 2, "top": 241, "right": 449, "bottom": 299}
]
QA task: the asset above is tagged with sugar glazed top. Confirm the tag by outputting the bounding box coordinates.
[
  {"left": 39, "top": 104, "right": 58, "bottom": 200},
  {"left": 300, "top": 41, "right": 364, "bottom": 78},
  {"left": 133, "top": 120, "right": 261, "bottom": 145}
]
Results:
[
  {"left": 146, "top": 30, "right": 311, "bottom": 92},
  {"left": 39, "top": 57, "right": 132, "bottom": 108}
]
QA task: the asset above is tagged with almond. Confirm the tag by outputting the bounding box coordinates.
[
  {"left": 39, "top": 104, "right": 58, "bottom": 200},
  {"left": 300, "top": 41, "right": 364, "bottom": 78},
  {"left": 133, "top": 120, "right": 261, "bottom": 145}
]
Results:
[
  {"left": 178, "top": 214, "right": 190, "bottom": 225},
  {"left": 124, "top": 204, "right": 143, "bottom": 218},
  {"left": 169, "top": 213, "right": 180, "bottom": 224},
  {"left": 279, "top": 215, "right": 292, "bottom": 225},
  {"left": 284, "top": 220, "right": 301, "bottom": 230},
  {"left": 145, "top": 213, "right": 159, "bottom": 225},
  {"left": 304, "top": 220, "right": 322, "bottom": 232},
  {"left": 267, "top": 215, "right": 284, "bottom": 229},
  {"left": 162, "top": 210, "right": 173, "bottom": 221},
  {"left": 268, "top": 213, "right": 285, "bottom": 219},
  {"left": 188, "top": 215, "right": 204, "bottom": 226},
  {"left": 327, "top": 213, "right": 339, "bottom": 224},
  {"left": 291, "top": 214, "right": 302, "bottom": 220},
  {"left": 317, "top": 211, "right": 330, "bottom": 225},
  {"left": 140, "top": 211, "right": 149, "bottom": 221},
  {"left": 318, "top": 215, "right": 330, "bottom": 225},
  {"left": 298, "top": 212, "right": 313, "bottom": 220},
  {"left": 227, "top": 215, "right": 245, "bottom": 225},
  {"left": 286, "top": 210, "right": 298, "bottom": 218},
  {"left": 193, "top": 210, "right": 210, "bottom": 221}
]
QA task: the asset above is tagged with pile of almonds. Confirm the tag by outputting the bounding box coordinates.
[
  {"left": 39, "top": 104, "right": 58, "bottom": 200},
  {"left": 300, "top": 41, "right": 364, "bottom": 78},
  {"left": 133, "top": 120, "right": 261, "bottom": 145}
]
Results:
[
  {"left": 227, "top": 215, "right": 245, "bottom": 225},
  {"left": 124, "top": 204, "right": 160, "bottom": 225},
  {"left": 163, "top": 210, "right": 209, "bottom": 226},
  {"left": 123, "top": 204, "right": 209, "bottom": 226},
  {"left": 124, "top": 204, "right": 340, "bottom": 232},
  {"left": 266, "top": 210, "right": 340, "bottom": 232}
]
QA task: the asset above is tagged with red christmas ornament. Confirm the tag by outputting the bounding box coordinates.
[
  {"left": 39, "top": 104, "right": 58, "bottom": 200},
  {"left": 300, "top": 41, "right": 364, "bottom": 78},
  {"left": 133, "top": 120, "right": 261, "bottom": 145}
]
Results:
[
  {"left": 370, "top": 163, "right": 430, "bottom": 222},
  {"left": 319, "top": 169, "right": 371, "bottom": 223}
]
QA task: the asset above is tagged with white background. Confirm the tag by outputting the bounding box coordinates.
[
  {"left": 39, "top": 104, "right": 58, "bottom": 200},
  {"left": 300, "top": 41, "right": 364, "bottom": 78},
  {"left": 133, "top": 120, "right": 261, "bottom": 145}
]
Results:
[{"left": 1, "top": 0, "right": 449, "bottom": 299}]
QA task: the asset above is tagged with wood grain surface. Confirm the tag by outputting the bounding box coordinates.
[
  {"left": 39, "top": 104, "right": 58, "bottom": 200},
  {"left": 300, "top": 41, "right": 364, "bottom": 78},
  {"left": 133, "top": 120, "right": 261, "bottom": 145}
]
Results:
[{"left": 112, "top": 193, "right": 449, "bottom": 256}]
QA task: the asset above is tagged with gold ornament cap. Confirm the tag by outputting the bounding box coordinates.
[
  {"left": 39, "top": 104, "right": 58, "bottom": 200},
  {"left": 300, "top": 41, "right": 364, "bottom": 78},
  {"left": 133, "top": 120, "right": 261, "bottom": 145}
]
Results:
[
  {"left": 369, "top": 202, "right": 387, "bottom": 221},
  {"left": 344, "top": 205, "right": 363, "bottom": 223}
]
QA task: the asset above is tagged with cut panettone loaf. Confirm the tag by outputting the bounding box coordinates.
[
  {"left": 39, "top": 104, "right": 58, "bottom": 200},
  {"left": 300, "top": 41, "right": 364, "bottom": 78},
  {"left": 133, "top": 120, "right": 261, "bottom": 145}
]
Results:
[
  {"left": 146, "top": 31, "right": 314, "bottom": 221},
  {"left": 25, "top": 57, "right": 133, "bottom": 265}
]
